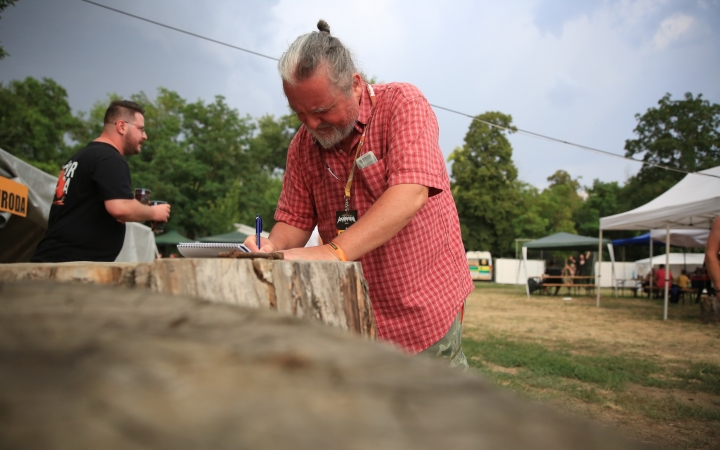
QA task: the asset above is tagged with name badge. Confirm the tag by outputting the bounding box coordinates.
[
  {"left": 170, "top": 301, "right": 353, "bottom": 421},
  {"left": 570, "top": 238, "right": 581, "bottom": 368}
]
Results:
[
  {"left": 336, "top": 210, "right": 358, "bottom": 235},
  {"left": 356, "top": 151, "right": 378, "bottom": 169}
]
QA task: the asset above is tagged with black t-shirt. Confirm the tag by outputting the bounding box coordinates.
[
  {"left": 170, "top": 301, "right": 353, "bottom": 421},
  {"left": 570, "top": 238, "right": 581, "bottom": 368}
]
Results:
[
  {"left": 32, "top": 142, "right": 134, "bottom": 262},
  {"left": 545, "top": 267, "right": 563, "bottom": 284}
]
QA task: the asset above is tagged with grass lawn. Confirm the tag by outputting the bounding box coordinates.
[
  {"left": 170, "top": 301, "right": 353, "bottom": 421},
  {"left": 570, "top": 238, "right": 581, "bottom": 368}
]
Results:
[{"left": 462, "top": 282, "right": 720, "bottom": 449}]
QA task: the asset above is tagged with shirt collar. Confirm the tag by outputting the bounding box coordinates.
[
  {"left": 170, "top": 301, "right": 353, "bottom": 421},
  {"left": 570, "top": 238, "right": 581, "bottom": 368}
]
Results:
[{"left": 356, "top": 81, "right": 372, "bottom": 127}]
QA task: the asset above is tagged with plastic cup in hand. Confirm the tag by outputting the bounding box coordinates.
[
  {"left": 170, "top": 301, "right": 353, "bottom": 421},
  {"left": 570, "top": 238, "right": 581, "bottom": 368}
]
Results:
[
  {"left": 149, "top": 200, "right": 168, "bottom": 234},
  {"left": 134, "top": 188, "right": 151, "bottom": 205}
]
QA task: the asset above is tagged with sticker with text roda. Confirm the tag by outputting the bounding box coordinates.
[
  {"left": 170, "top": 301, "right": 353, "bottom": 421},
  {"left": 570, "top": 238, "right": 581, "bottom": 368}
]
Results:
[{"left": 336, "top": 210, "right": 358, "bottom": 235}]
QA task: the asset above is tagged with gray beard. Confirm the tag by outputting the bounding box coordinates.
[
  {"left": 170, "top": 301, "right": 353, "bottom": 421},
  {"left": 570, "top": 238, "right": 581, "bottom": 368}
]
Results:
[
  {"left": 310, "top": 119, "right": 357, "bottom": 149},
  {"left": 308, "top": 120, "right": 357, "bottom": 149}
]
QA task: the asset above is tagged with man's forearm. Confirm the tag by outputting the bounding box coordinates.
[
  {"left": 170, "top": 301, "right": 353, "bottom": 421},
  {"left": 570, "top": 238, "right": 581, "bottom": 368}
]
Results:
[
  {"left": 105, "top": 199, "right": 169, "bottom": 223},
  {"left": 268, "top": 222, "right": 312, "bottom": 250},
  {"left": 332, "top": 183, "right": 428, "bottom": 261},
  {"left": 706, "top": 217, "right": 720, "bottom": 289}
]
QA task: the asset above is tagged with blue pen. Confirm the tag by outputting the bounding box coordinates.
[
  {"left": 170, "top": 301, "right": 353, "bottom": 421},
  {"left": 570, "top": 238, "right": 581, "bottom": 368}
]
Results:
[{"left": 255, "top": 214, "right": 262, "bottom": 250}]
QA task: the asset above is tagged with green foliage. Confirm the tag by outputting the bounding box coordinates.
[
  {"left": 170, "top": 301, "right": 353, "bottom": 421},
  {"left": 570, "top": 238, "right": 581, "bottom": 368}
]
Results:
[
  {"left": 464, "top": 333, "right": 720, "bottom": 423},
  {"left": 573, "top": 179, "right": 625, "bottom": 237},
  {"left": 449, "top": 112, "right": 519, "bottom": 256},
  {"left": 510, "top": 172, "right": 584, "bottom": 242},
  {"left": 511, "top": 182, "right": 549, "bottom": 241},
  {"left": 0, "top": 77, "right": 81, "bottom": 172},
  {"left": 0, "top": 0, "right": 17, "bottom": 59},
  {"left": 623, "top": 92, "right": 720, "bottom": 209},
  {"left": 248, "top": 112, "right": 300, "bottom": 172},
  {"left": 464, "top": 334, "right": 660, "bottom": 390},
  {"left": 538, "top": 170, "right": 582, "bottom": 234}
]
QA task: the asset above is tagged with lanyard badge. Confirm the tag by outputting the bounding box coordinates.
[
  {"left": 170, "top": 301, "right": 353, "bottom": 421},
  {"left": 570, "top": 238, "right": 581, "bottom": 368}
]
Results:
[
  {"left": 335, "top": 84, "right": 377, "bottom": 236},
  {"left": 336, "top": 210, "right": 358, "bottom": 234}
]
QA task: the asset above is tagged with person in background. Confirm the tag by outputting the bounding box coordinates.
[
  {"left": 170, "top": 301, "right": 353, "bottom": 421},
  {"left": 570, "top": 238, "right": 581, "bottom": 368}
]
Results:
[
  {"left": 574, "top": 251, "right": 591, "bottom": 284},
  {"left": 244, "top": 20, "right": 473, "bottom": 368},
  {"left": 642, "top": 268, "right": 655, "bottom": 297},
  {"left": 543, "top": 259, "right": 563, "bottom": 295},
  {"left": 655, "top": 264, "right": 673, "bottom": 290},
  {"left": 677, "top": 269, "right": 690, "bottom": 289},
  {"left": 705, "top": 216, "right": 720, "bottom": 301},
  {"left": 690, "top": 266, "right": 709, "bottom": 303},
  {"left": 32, "top": 100, "right": 171, "bottom": 262},
  {"left": 562, "top": 258, "right": 576, "bottom": 280}
]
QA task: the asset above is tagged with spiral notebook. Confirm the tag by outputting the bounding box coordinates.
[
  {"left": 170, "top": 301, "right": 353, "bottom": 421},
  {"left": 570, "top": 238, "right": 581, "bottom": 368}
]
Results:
[{"left": 177, "top": 242, "right": 250, "bottom": 258}]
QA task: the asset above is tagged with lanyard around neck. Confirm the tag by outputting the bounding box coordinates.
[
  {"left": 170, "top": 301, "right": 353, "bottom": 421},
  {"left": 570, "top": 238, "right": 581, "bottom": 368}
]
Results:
[{"left": 344, "top": 83, "right": 377, "bottom": 211}]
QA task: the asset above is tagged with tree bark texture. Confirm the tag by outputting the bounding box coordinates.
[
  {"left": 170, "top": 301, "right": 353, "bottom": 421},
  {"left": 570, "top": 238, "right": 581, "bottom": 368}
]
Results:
[
  {"left": 0, "top": 259, "right": 374, "bottom": 338},
  {"left": 0, "top": 282, "right": 649, "bottom": 450}
]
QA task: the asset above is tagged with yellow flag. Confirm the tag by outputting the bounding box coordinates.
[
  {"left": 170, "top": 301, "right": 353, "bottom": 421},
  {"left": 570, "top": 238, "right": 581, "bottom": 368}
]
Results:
[{"left": 0, "top": 177, "right": 29, "bottom": 218}]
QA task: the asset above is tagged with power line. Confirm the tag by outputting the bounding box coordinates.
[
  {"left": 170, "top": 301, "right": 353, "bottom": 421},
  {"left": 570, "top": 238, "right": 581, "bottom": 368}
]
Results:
[
  {"left": 80, "top": 0, "right": 279, "bottom": 61},
  {"left": 81, "top": 0, "right": 720, "bottom": 180},
  {"left": 431, "top": 105, "right": 718, "bottom": 179}
]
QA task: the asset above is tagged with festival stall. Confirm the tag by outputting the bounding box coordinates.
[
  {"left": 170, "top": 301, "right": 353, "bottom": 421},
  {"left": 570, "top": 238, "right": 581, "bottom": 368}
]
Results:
[{"left": 599, "top": 165, "right": 720, "bottom": 319}]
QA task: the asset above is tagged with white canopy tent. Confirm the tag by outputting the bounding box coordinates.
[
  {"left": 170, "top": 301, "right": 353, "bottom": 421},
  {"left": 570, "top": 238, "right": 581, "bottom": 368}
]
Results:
[
  {"left": 635, "top": 253, "right": 706, "bottom": 278},
  {"left": 599, "top": 165, "right": 720, "bottom": 319},
  {"left": 649, "top": 229, "right": 708, "bottom": 248}
]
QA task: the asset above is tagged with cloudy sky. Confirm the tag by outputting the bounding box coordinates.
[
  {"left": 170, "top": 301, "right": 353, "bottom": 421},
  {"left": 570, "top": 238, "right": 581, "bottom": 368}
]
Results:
[{"left": 1, "top": 0, "right": 718, "bottom": 188}]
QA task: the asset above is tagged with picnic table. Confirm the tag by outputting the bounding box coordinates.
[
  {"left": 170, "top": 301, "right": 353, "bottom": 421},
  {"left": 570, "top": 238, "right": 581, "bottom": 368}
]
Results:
[
  {"left": 615, "top": 278, "right": 642, "bottom": 297},
  {"left": 537, "top": 275, "right": 596, "bottom": 296},
  {"left": 642, "top": 285, "right": 699, "bottom": 303}
]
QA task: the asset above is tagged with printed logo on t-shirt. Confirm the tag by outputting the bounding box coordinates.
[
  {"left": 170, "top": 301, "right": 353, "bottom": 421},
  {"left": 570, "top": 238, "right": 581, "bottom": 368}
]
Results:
[{"left": 53, "top": 160, "right": 78, "bottom": 205}]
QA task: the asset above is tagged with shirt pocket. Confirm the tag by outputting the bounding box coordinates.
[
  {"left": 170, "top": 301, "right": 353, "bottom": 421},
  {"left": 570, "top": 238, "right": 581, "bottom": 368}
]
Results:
[
  {"left": 310, "top": 164, "right": 344, "bottom": 226},
  {"left": 357, "top": 157, "right": 387, "bottom": 202}
]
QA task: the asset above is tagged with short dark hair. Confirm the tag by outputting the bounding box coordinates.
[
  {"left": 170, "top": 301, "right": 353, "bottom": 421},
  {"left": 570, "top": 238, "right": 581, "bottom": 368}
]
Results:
[{"left": 104, "top": 100, "right": 145, "bottom": 124}]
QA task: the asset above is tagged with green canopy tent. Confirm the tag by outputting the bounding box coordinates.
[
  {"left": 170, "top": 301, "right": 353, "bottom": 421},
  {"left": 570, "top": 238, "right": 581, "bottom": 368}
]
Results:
[
  {"left": 154, "top": 230, "right": 193, "bottom": 245},
  {"left": 154, "top": 230, "right": 193, "bottom": 257},
  {"left": 519, "top": 232, "right": 615, "bottom": 297},
  {"left": 198, "top": 230, "right": 250, "bottom": 243},
  {"left": 524, "top": 232, "right": 611, "bottom": 250}
]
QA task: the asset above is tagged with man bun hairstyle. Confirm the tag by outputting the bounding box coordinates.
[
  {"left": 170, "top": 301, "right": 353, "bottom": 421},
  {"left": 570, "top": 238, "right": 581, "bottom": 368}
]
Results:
[
  {"left": 104, "top": 100, "right": 145, "bottom": 125},
  {"left": 317, "top": 19, "right": 330, "bottom": 33},
  {"left": 278, "top": 20, "right": 360, "bottom": 96}
]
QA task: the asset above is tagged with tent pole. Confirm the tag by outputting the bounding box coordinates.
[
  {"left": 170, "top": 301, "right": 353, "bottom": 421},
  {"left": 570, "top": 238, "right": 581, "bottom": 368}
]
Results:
[
  {"left": 609, "top": 243, "right": 616, "bottom": 297},
  {"left": 523, "top": 246, "right": 530, "bottom": 298},
  {"left": 649, "top": 231, "right": 653, "bottom": 281},
  {"left": 597, "top": 229, "right": 603, "bottom": 307},
  {"left": 664, "top": 225, "right": 670, "bottom": 321},
  {"left": 515, "top": 245, "right": 522, "bottom": 290}
]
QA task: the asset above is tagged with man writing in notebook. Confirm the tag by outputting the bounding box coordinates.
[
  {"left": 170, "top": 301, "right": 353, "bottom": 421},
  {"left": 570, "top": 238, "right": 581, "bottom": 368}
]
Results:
[
  {"left": 244, "top": 21, "right": 473, "bottom": 367},
  {"left": 32, "top": 100, "right": 171, "bottom": 262}
]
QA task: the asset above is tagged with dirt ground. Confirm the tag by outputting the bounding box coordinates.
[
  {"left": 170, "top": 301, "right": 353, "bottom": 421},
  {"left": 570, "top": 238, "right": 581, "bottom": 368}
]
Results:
[{"left": 462, "top": 284, "right": 720, "bottom": 449}]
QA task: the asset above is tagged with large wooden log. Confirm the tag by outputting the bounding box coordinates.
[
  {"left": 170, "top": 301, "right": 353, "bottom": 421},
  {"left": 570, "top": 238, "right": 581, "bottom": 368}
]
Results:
[
  {"left": 0, "top": 259, "right": 374, "bottom": 337},
  {"left": 0, "top": 282, "right": 649, "bottom": 450}
]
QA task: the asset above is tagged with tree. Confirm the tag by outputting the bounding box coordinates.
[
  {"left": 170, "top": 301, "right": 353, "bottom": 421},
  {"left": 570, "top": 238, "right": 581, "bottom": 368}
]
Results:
[
  {"left": 537, "top": 170, "right": 582, "bottom": 234},
  {"left": 572, "top": 179, "right": 625, "bottom": 237},
  {"left": 448, "top": 112, "right": 519, "bottom": 257},
  {"left": 511, "top": 181, "right": 549, "bottom": 241},
  {"left": 0, "top": 77, "right": 81, "bottom": 174},
  {"left": 248, "top": 112, "right": 301, "bottom": 173},
  {"left": 623, "top": 92, "right": 720, "bottom": 209},
  {"left": 0, "top": 0, "right": 17, "bottom": 59}
]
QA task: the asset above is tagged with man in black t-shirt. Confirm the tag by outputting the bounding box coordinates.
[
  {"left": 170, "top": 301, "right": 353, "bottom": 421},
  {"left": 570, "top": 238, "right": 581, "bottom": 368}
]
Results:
[
  {"left": 32, "top": 101, "right": 171, "bottom": 262},
  {"left": 543, "top": 259, "right": 563, "bottom": 295}
]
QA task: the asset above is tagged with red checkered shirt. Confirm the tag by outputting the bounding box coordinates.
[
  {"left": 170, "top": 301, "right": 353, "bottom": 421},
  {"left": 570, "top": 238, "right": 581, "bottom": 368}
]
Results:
[{"left": 276, "top": 82, "right": 474, "bottom": 353}]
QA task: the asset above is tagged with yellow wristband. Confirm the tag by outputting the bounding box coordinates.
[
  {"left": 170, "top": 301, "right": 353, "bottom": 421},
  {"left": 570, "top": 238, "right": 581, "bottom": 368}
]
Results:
[{"left": 326, "top": 242, "right": 347, "bottom": 261}]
